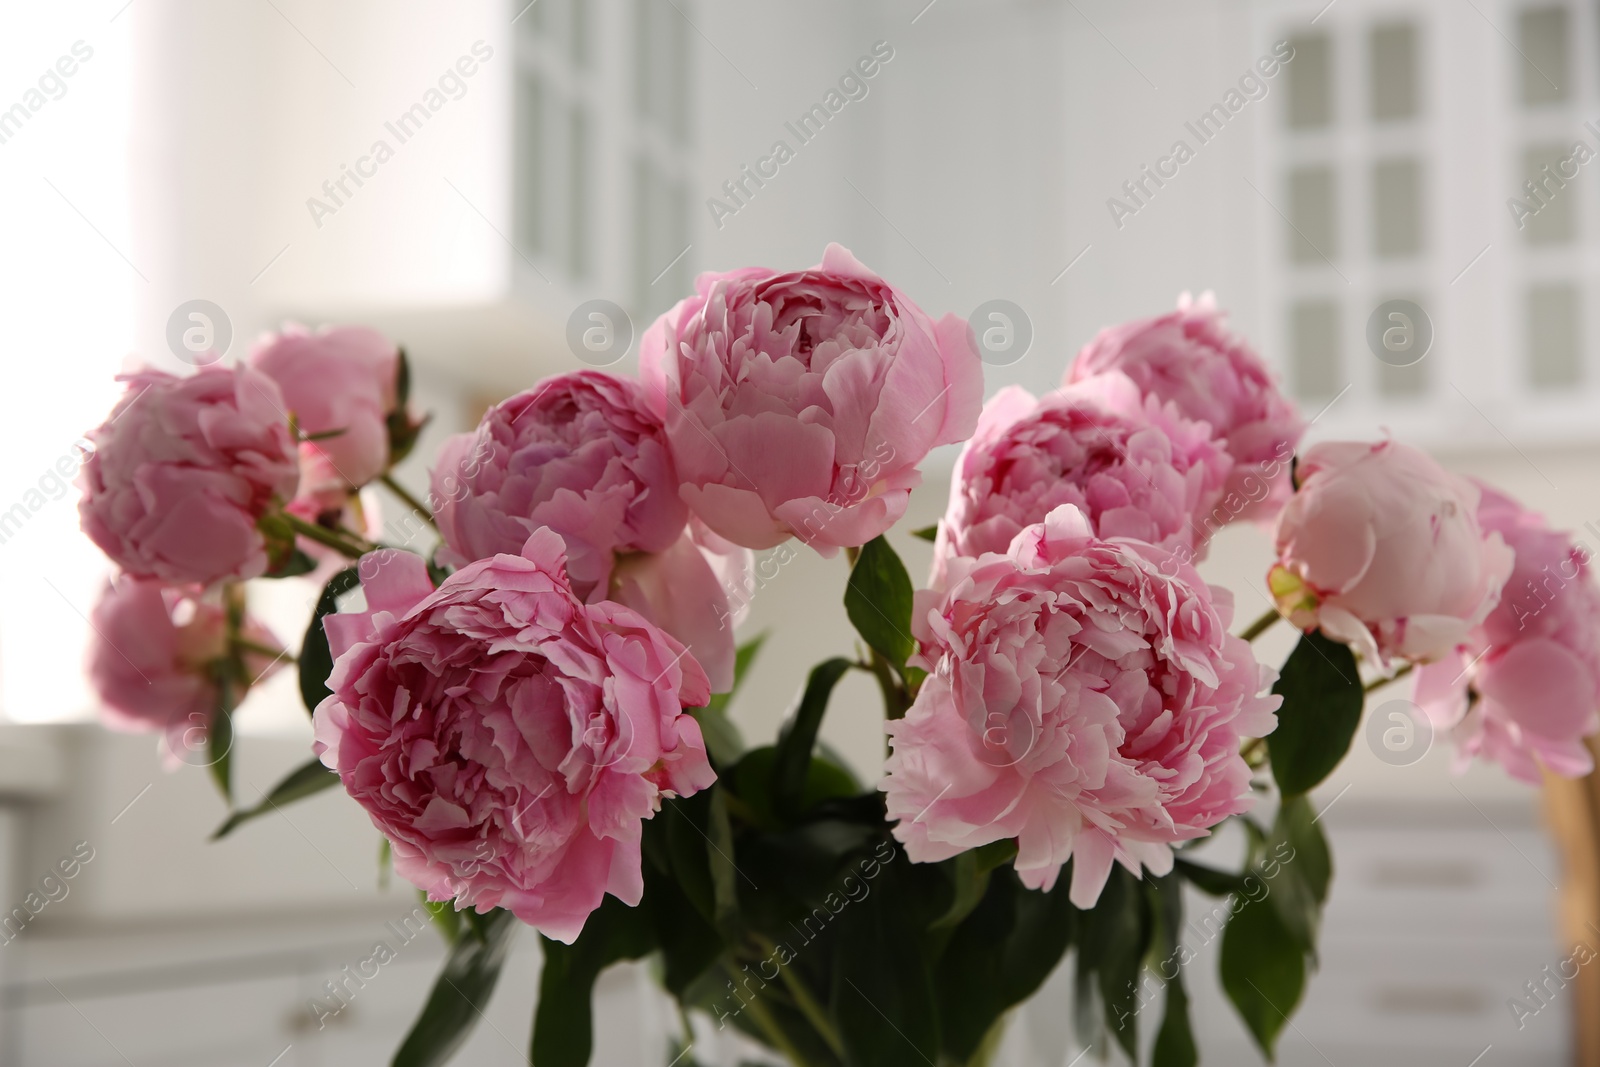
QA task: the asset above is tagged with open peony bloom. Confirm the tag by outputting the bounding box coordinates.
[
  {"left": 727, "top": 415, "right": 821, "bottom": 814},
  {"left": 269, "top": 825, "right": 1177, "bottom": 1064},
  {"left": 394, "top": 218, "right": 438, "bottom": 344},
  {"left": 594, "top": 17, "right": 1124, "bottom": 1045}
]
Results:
[
  {"left": 250, "top": 324, "right": 404, "bottom": 491},
  {"left": 1413, "top": 485, "right": 1600, "bottom": 782},
  {"left": 88, "top": 575, "right": 281, "bottom": 766},
  {"left": 932, "top": 373, "right": 1231, "bottom": 587},
  {"left": 883, "top": 504, "right": 1281, "bottom": 909},
  {"left": 1270, "top": 440, "right": 1514, "bottom": 666},
  {"left": 431, "top": 371, "right": 686, "bottom": 596},
  {"left": 79, "top": 367, "right": 300, "bottom": 586},
  {"left": 430, "top": 371, "right": 745, "bottom": 690},
  {"left": 311, "top": 533, "right": 716, "bottom": 943},
  {"left": 639, "top": 243, "right": 983, "bottom": 552},
  {"left": 1066, "top": 292, "right": 1304, "bottom": 523}
]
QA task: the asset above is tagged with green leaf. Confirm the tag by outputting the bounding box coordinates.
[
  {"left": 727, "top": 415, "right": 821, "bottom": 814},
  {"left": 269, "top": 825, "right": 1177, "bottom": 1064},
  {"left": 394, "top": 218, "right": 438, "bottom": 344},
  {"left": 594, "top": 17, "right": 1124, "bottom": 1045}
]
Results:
[
  {"left": 1219, "top": 894, "right": 1306, "bottom": 1060},
  {"left": 393, "top": 909, "right": 518, "bottom": 1067},
  {"left": 1262, "top": 796, "right": 1332, "bottom": 957},
  {"left": 1278, "top": 797, "right": 1331, "bottom": 905},
  {"left": 771, "top": 659, "right": 853, "bottom": 820},
  {"left": 692, "top": 699, "right": 745, "bottom": 768},
  {"left": 1212, "top": 797, "right": 1332, "bottom": 1060},
  {"left": 843, "top": 536, "right": 915, "bottom": 666},
  {"left": 730, "top": 746, "right": 860, "bottom": 832},
  {"left": 695, "top": 633, "right": 766, "bottom": 766},
  {"left": 660, "top": 795, "right": 718, "bottom": 924},
  {"left": 707, "top": 633, "right": 767, "bottom": 717},
  {"left": 934, "top": 864, "right": 1078, "bottom": 1063},
  {"left": 531, "top": 895, "right": 656, "bottom": 1067},
  {"left": 395, "top": 347, "right": 412, "bottom": 408},
  {"left": 421, "top": 895, "right": 464, "bottom": 946},
  {"left": 211, "top": 758, "right": 341, "bottom": 839},
  {"left": 1267, "top": 630, "right": 1362, "bottom": 796},
  {"left": 386, "top": 349, "right": 429, "bottom": 466},
  {"left": 1150, "top": 873, "right": 1197, "bottom": 1067},
  {"left": 910, "top": 524, "right": 939, "bottom": 543},
  {"left": 831, "top": 857, "right": 940, "bottom": 1066},
  {"left": 1088, "top": 867, "right": 1152, "bottom": 1062},
  {"left": 299, "top": 566, "right": 363, "bottom": 716},
  {"left": 640, "top": 835, "right": 723, "bottom": 995},
  {"left": 931, "top": 840, "right": 1017, "bottom": 933},
  {"left": 1174, "top": 856, "right": 1252, "bottom": 898},
  {"left": 207, "top": 674, "right": 236, "bottom": 803},
  {"left": 706, "top": 786, "right": 741, "bottom": 932},
  {"left": 1152, "top": 968, "right": 1198, "bottom": 1067}
]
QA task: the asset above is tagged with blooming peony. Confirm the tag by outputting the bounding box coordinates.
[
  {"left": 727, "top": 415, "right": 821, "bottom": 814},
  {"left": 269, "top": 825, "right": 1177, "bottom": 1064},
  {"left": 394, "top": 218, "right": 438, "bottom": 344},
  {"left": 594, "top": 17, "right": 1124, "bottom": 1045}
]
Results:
[
  {"left": 883, "top": 504, "right": 1281, "bottom": 908},
  {"left": 431, "top": 371, "right": 686, "bottom": 596},
  {"left": 311, "top": 533, "right": 716, "bottom": 943},
  {"left": 1270, "top": 440, "right": 1514, "bottom": 665},
  {"left": 89, "top": 575, "right": 281, "bottom": 765},
  {"left": 250, "top": 324, "right": 402, "bottom": 491},
  {"left": 79, "top": 367, "right": 300, "bottom": 585},
  {"left": 1067, "top": 293, "right": 1304, "bottom": 522},
  {"left": 1413, "top": 485, "right": 1600, "bottom": 782},
  {"left": 932, "top": 373, "right": 1231, "bottom": 586},
  {"left": 639, "top": 243, "right": 982, "bottom": 552},
  {"left": 607, "top": 525, "right": 747, "bottom": 693}
]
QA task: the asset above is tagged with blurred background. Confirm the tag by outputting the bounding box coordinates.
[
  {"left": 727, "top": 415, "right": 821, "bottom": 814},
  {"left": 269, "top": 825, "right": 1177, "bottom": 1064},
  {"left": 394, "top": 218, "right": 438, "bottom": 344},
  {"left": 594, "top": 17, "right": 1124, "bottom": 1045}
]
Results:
[{"left": 0, "top": 0, "right": 1592, "bottom": 1063}]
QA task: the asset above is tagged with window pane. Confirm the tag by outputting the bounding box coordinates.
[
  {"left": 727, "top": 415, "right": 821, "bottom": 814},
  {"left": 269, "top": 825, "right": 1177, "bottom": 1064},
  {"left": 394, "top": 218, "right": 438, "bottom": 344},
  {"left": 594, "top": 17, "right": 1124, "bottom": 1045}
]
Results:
[
  {"left": 1376, "top": 294, "right": 1430, "bottom": 397},
  {"left": 1288, "top": 166, "right": 1338, "bottom": 263},
  {"left": 1528, "top": 283, "right": 1582, "bottom": 387},
  {"left": 1519, "top": 6, "right": 1570, "bottom": 105},
  {"left": 513, "top": 72, "right": 545, "bottom": 257},
  {"left": 519, "top": 0, "right": 546, "bottom": 36},
  {"left": 1520, "top": 144, "right": 1578, "bottom": 244},
  {"left": 1370, "top": 22, "right": 1418, "bottom": 120},
  {"left": 634, "top": 0, "right": 654, "bottom": 120},
  {"left": 1291, "top": 300, "right": 1342, "bottom": 400},
  {"left": 1286, "top": 33, "right": 1333, "bottom": 129},
  {"left": 634, "top": 158, "right": 690, "bottom": 320},
  {"left": 571, "top": 0, "right": 589, "bottom": 67},
  {"left": 635, "top": 0, "right": 690, "bottom": 140},
  {"left": 1373, "top": 158, "right": 1423, "bottom": 258},
  {"left": 568, "top": 104, "right": 589, "bottom": 279},
  {"left": 664, "top": 1, "right": 690, "bottom": 141}
]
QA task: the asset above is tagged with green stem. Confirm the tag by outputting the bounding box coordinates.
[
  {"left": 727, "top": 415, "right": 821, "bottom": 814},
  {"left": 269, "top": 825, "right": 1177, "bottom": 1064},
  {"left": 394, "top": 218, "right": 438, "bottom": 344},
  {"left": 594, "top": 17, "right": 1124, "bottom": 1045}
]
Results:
[
  {"left": 1238, "top": 608, "right": 1283, "bottom": 642},
  {"left": 725, "top": 962, "right": 822, "bottom": 1067},
  {"left": 1364, "top": 661, "right": 1416, "bottom": 694},
  {"left": 676, "top": 999, "right": 696, "bottom": 1053},
  {"left": 751, "top": 934, "right": 844, "bottom": 1060},
  {"left": 234, "top": 637, "right": 293, "bottom": 664},
  {"left": 379, "top": 473, "right": 436, "bottom": 529},
  {"left": 281, "top": 511, "right": 373, "bottom": 559}
]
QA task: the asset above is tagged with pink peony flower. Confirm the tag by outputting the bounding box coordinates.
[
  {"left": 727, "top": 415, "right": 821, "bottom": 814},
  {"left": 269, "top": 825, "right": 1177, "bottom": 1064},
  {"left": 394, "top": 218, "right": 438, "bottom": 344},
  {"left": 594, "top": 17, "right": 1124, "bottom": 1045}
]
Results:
[
  {"left": 311, "top": 533, "right": 715, "bottom": 943},
  {"left": 1067, "top": 293, "right": 1304, "bottom": 523},
  {"left": 1270, "top": 440, "right": 1514, "bottom": 666},
  {"left": 1413, "top": 485, "right": 1600, "bottom": 782},
  {"left": 932, "top": 373, "right": 1231, "bottom": 587},
  {"left": 883, "top": 504, "right": 1281, "bottom": 908},
  {"left": 607, "top": 524, "right": 751, "bottom": 694},
  {"left": 639, "top": 243, "right": 983, "bottom": 552},
  {"left": 431, "top": 371, "right": 686, "bottom": 597},
  {"left": 79, "top": 367, "right": 300, "bottom": 585},
  {"left": 249, "top": 324, "right": 402, "bottom": 490},
  {"left": 88, "top": 575, "right": 281, "bottom": 766}
]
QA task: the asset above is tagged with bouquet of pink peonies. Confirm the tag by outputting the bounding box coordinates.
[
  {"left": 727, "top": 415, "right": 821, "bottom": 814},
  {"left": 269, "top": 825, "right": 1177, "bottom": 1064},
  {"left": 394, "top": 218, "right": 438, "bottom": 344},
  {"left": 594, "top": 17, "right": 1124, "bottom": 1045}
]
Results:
[{"left": 76, "top": 246, "right": 1600, "bottom": 1067}]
